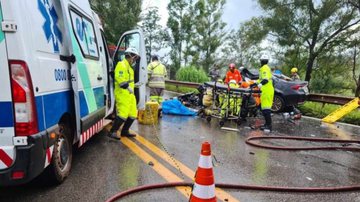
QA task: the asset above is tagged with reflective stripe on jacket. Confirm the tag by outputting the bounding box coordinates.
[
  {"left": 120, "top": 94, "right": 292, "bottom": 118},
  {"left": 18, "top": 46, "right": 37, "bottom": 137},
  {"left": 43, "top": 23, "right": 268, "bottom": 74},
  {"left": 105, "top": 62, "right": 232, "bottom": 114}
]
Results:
[
  {"left": 147, "top": 61, "right": 167, "bottom": 88},
  {"left": 225, "top": 69, "right": 242, "bottom": 84}
]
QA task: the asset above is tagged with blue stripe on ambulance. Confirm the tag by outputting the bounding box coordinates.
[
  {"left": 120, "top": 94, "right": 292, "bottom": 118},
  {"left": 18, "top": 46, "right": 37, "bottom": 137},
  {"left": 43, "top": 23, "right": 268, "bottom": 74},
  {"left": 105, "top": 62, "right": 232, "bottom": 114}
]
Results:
[
  {"left": 79, "top": 91, "right": 89, "bottom": 118},
  {"left": 35, "top": 91, "right": 73, "bottom": 131},
  {"left": 35, "top": 97, "right": 46, "bottom": 131},
  {"left": 35, "top": 87, "right": 105, "bottom": 131},
  {"left": 0, "top": 102, "right": 14, "bottom": 127},
  {"left": 80, "top": 86, "right": 105, "bottom": 116},
  {"left": 93, "top": 87, "right": 105, "bottom": 109}
]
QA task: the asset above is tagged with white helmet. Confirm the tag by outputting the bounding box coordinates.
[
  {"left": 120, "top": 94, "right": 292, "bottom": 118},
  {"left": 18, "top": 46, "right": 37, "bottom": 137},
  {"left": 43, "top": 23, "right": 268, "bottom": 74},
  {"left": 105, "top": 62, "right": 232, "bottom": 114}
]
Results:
[
  {"left": 125, "top": 47, "right": 139, "bottom": 56},
  {"left": 229, "top": 79, "right": 237, "bottom": 84},
  {"left": 260, "top": 54, "right": 269, "bottom": 61}
]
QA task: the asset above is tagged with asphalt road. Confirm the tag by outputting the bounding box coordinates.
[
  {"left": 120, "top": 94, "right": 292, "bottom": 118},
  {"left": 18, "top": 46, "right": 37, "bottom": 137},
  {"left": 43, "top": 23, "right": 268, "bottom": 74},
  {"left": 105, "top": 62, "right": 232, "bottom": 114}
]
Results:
[{"left": 1, "top": 92, "right": 360, "bottom": 202}]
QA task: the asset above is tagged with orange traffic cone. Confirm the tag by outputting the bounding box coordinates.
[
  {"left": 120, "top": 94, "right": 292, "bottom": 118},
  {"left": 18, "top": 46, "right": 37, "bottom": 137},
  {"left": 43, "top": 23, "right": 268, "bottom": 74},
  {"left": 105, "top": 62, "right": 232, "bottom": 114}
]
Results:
[{"left": 190, "top": 142, "right": 216, "bottom": 202}]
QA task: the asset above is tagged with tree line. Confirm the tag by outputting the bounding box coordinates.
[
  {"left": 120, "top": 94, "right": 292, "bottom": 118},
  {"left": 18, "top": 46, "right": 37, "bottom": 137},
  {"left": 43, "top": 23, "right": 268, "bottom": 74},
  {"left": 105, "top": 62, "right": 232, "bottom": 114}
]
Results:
[
  {"left": 90, "top": 0, "right": 360, "bottom": 96},
  {"left": 142, "top": 0, "right": 227, "bottom": 79}
]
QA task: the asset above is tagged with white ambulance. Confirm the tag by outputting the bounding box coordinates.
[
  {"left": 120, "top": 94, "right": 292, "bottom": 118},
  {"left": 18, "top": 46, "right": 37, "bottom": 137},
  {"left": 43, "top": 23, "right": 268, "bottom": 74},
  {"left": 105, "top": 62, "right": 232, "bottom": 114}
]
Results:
[{"left": 0, "top": 0, "right": 147, "bottom": 186}]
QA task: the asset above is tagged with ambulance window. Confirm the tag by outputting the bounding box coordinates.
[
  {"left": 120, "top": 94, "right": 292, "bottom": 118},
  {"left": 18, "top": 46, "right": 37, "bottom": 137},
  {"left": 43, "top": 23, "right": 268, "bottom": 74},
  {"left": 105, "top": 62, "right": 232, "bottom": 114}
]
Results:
[
  {"left": 70, "top": 9, "right": 99, "bottom": 60},
  {"left": 70, "top": 11, "right": 89, "bottom": 55},
  {"left": 114, "top": 33, "right": 140, "bottom": 64},
  {"left": 83, "top": 18, "right": 99, "bottom": 58}
]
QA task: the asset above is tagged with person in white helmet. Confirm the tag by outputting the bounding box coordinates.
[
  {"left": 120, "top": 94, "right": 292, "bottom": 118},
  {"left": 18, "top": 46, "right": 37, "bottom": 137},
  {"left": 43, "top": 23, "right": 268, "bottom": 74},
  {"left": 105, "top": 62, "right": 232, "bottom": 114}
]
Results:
[
  {"left": 250, "top": 55, "right": 275, "bottom": 132},
  {"left": 107, "top": 47, "right": 140, "bottom": 139}
]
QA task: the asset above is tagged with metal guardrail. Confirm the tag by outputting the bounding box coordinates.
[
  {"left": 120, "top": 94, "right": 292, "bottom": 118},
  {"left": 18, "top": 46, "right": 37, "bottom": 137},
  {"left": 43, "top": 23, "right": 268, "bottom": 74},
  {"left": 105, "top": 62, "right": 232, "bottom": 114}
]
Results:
[
  {"left": 165, "top": 80, "right": 359, "bottom": 106},
  {"left": 165, "top": 80, "right": 201, "bottom": 89},
  {"left": 307, "top": 94, "right": 356, "bottom": 105}
]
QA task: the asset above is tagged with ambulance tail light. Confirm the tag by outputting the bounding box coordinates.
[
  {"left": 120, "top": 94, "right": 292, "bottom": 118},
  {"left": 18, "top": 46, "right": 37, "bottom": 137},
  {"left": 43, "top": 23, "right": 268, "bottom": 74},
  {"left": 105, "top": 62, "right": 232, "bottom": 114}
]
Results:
[{"left": 9, "top": 60, "right": 38, "bottom": 136}]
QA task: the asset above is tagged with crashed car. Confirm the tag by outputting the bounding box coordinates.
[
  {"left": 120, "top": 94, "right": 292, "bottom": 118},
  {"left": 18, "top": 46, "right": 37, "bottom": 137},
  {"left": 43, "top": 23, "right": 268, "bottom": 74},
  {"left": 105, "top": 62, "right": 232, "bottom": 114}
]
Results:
[{"left": 241, "top": 68, "right": 309, "bottom": 113}]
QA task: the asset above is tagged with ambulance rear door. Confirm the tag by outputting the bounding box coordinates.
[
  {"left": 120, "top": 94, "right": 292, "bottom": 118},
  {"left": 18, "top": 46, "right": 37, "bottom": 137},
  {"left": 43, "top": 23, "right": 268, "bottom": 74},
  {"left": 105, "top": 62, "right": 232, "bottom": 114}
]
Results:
[
  {"left": 0, "top": 0, "right": 16, "bottom": 171},
  {"left": 60, "top": 0, "right": 106, "bottom": 143}
]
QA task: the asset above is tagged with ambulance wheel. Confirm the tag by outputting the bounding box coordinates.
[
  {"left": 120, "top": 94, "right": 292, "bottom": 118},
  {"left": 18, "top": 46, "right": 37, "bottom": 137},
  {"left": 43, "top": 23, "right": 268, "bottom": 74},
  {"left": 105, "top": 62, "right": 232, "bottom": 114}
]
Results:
[
  {"left": 206, "top": 116, "right": 211, "bottom": 123},
  {"left": 49, "top": 123, "right": 73, "bottom": 184},
  {"left": 219, "top": 120, "right": 225, "bottom": 127}
]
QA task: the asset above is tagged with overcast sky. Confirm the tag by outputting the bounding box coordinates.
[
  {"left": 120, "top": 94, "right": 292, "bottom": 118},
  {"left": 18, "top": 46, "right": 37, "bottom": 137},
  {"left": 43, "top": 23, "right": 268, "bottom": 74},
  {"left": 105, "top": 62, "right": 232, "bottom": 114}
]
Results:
[
  {"left": 142, "top": 0, "right": 261, "bottom": 30},
  {"left": 141, "top": 0, "right": 263, "bottom": 60}
]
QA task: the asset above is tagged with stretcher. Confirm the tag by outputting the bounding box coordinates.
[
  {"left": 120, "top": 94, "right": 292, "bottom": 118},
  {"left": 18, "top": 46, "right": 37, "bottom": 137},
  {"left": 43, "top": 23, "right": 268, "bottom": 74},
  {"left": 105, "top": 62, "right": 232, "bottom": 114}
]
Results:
[{"left": 200, "top": 81, "right": 261, "bottom": 127}]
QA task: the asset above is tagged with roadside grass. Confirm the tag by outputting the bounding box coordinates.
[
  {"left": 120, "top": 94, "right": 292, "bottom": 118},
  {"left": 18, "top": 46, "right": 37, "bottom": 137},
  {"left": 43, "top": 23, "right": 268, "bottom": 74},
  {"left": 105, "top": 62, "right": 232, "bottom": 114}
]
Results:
[
  {"left": 298, "top": 101, "right": 360, "bottom": 126},
  {"left": 165, "top": 84, "right": 199, "bottom": 94},
  {"left": 165, "top": 84, "right": 360, "bottom": 125}
]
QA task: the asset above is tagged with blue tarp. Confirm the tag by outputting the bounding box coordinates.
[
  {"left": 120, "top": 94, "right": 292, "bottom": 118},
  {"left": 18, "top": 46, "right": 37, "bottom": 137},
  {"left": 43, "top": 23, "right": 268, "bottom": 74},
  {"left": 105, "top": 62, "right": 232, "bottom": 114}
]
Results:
[{"left": 162, "top": 99, "right": 196, "bottom": 116}]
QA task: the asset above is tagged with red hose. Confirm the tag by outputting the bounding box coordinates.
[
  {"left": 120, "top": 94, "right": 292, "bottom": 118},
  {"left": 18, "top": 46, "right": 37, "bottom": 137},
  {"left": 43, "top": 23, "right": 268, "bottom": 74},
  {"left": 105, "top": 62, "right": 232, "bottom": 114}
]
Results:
[
  {"left": 105, "top": 182, "right": 192, "bottom": 202},
  {"left": 106, "top": 136, "right": 360, "bottom": 201},
  {"left": 106, "top": 182, "right": 360, "bottom": 202}
]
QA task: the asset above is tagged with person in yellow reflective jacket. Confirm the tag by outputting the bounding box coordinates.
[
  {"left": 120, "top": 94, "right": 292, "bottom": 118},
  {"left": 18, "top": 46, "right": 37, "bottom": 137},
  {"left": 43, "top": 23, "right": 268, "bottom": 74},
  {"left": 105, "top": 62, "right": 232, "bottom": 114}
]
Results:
[
  {"left": 250, "top": 55, "right": 275, "bottom": 132},
  {"left": 107, "top": 47, "right": 140, "bottom": 140},
  {"left": 147, "top": 55, "right": 167, "bottom": 103},
  {"left": 220, "top": 80, "right": 241, "bottom": 117}
]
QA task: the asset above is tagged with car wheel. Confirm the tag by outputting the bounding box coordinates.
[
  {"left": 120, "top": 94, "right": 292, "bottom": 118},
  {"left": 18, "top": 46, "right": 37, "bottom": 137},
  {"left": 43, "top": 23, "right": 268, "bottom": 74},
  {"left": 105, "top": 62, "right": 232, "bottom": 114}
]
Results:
[
  {"left": 49, "top": 123, "right": 73, "bottom": 184},
  {"left": 272, "top": 94, "right": 285, "bottom": 113}
]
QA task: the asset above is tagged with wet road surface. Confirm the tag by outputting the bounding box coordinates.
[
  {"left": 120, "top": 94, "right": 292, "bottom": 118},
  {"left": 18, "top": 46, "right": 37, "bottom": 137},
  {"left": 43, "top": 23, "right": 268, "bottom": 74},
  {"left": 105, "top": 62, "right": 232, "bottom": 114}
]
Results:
[{"left": 1, "top": 92, "right": 360, "bottom": 201}]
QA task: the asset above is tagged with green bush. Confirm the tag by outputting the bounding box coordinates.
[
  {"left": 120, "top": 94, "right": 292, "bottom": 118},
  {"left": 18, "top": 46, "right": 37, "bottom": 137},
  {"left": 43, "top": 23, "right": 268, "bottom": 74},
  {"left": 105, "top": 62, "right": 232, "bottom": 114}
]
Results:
[
  {"left": 165, "top": 84, "right": 198, "bottom": 94},
  {"left": 298, "top": 101, "right": 360, "bottom": 125},
  {"left": 175, "top": 66, "right": 209, "bottom": 83}
]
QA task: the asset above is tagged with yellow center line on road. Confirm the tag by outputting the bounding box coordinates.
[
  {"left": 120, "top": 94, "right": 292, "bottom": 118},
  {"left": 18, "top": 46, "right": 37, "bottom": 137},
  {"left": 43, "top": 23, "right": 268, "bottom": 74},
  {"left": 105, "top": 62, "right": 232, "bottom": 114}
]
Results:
[
  {"left": 121, "top": 137, "right": 192, "bottom": 199},
  {"left": 134, "top": 135, "right": 240, "bottom": 202}
]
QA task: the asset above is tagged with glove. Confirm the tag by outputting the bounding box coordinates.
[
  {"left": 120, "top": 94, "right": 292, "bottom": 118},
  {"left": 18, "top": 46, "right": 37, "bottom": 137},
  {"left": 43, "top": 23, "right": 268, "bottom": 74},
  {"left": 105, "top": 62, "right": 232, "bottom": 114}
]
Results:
[
  {"left": 127, "top": 87, "right": 134, "bottom": 94},
  {"left": 257, "top": 84, "right": 263, "bottom": 89},
  {"left": 250, "top": 83, "right": 257, "bottom": 88}
]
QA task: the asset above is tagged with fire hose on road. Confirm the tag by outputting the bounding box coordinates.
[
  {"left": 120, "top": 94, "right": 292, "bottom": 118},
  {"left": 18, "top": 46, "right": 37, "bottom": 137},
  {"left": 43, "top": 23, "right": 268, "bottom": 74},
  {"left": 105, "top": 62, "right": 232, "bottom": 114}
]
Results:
[{"left": 106, "top": 136, "right": 360, "bottom": 202}]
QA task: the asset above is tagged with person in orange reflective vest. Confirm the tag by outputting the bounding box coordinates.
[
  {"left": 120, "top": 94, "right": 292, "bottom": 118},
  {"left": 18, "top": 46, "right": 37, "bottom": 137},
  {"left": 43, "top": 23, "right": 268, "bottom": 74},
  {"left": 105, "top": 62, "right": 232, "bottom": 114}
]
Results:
[{"left": 224, "top": 63, "right": 242, "bottom": 84}]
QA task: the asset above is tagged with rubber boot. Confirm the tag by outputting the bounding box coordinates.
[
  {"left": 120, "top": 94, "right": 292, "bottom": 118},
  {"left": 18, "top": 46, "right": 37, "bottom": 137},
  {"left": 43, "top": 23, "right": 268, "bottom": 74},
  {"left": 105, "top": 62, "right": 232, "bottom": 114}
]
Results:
[
  {"left": 121, "top": 118, "right": 136, "bottom": 137},
  {"left": 158, "top": 108, "right": 163, "bottom": 118},
  {"left": 107, "top": 117, "right": 124, "bottom": 140},
  {"left": 260, "top": 110, "right": 272, "bottom": 132}
]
